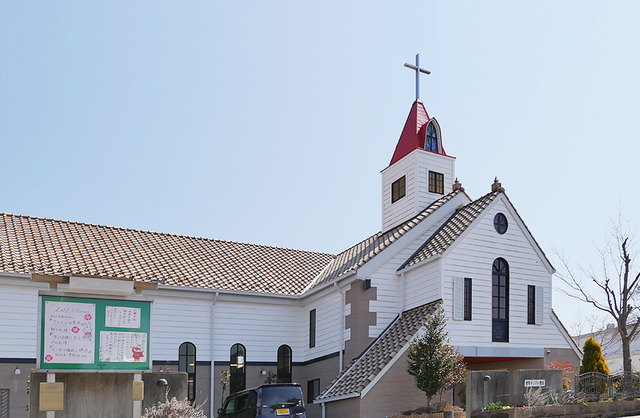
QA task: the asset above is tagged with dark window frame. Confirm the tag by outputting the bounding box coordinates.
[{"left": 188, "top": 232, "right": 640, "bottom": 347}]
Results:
[
  {"left": 307, "top": 379, "right": 320, "bottom": 403},
  {"left": 391, "top": 176, "right": 406, "bottom": 203},
  {"left": 277, "top": 345, "right": 292, "bottom": 383},
  {"left": 494, "top": 213, "right": 508, "bottom": 234},
  {"left": 309, "top": 309, "right": 316, "bottom": 348},
  {"left": 179, "top": 342, "right": 197, "bottom": 403},
  {"left": 492, "top": 258, "right": 509, "bottom": 342},
  {"left": 426, "top": 122, "right": 438, "bottom": 152},
  {"left": 428, "top": 171, "right": 444, "bottom": 195},
  {"left": 464, "top": 278, "right": 472, "bottom": 321},
  {"left": 528, "top": 285, "right": 536, "bottom": 325},
  {"left": 230, "top": 343, "right": 246, "bottom": 394}
]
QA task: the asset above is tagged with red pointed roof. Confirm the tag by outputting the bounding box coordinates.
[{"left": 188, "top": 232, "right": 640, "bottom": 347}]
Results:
[{"left": 388, "top": 100, "right": 446, "bottom": 166}]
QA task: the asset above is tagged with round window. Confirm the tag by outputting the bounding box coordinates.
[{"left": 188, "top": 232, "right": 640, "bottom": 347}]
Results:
[{"left": 494, "top": 213, "right": 508, "bottom": 234}]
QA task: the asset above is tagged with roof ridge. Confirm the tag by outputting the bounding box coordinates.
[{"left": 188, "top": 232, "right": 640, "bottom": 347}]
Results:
[{"left": 0, "top": 212, "right": 334, "bottom": 256}]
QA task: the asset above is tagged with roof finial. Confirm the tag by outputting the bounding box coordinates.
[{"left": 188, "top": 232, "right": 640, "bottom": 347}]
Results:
[
  {"left": 452, "top": 178, "right": 464, "bottom": 192},
  {"left": 492, "top": 177, "right": 505, "bottom": 192},
  {"left": 404, "top": 54, "right": 431, "bottom": 101}
]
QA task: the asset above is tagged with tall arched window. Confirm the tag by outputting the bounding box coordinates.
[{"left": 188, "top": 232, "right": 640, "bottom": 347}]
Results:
[
  {"left": 492, "top": 258, "right": 509, "bottom": 342},
  {"left": 230, "top": 343, "right": 246, "bottom": 394},
  {"left": 277, "top": 345, "right": 292, "bottom": 383},
  {"left": 425, "top": 122, "right": 438, "bottom": 152},
  {"left": 179, "top": 342, "right": 197, "bottom": 403}
]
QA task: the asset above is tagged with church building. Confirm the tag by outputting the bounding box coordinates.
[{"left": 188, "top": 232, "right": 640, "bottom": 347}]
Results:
[{"left": 0, "top": 72, "right": 580, "bottom": 418}]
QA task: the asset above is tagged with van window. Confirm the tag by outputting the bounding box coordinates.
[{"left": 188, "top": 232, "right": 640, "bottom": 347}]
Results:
[{"left": 261, "top": 386, "right": 303, "bottom": 409}]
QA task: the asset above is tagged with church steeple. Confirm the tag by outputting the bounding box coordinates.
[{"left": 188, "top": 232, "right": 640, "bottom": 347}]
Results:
[{"left": 380, "top": 60, "right": 456, "bottom": 231}]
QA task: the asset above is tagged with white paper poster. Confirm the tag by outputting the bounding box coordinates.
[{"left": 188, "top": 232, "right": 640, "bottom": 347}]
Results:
[
  {"left": 43, "top": 301, "right": 96, "bottom": 364},
  {"left": 99, "top": 331, "right": 147, "bottom": 363},
  {"left": 105, "top": 306, "right": 141, "bottom": 328}
]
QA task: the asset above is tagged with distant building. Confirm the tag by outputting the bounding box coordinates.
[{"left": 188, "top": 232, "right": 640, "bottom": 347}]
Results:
[{"left": 0, "top": 98, "right": 580, "bottom": 418}]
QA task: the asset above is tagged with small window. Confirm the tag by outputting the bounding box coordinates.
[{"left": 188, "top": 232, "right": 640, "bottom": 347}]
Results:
[
  {"left": 309, "top": 309, "right": 316, "bottom": 348},
  {"left": 277, "top": 345, "right": 292, "bottom": 383},
  {"left": 391, "top": 176, "right": 406, "bottom": 203},
  {"left": 426, "top": 122, "right": 438, "bottom": 152},
  {"left": 494, "top": 213, "right": 508, "bottom": 234},
  {"left": 528, "top": 285, "right": 536, "bottom": 325},
  {"left": 230, "top": 343, "right": 246, "bottom": 394},
  {"left": 428, "top": 171, "right": 444, "bottom": 194},
  {"left": 307, "top": 378, "right": 320, "bottom": 403},
  {"left": 179, "top": 342, "right": 197, "bottom": 403},
  {"left": 464, "top": 278, "right": 472, "bottom": 321}
]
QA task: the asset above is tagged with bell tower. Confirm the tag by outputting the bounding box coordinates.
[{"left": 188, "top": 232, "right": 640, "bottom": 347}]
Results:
[{"left": 381, "top": 56, "right": 456, "bottom": 232}]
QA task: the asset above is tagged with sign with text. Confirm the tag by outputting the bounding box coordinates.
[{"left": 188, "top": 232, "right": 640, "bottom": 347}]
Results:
[
  {"left": 39, "top": 295, "right": 151, "bottom": 371},
  {"left": 524, "top": 379, "right": 546, "bottom": 387}
]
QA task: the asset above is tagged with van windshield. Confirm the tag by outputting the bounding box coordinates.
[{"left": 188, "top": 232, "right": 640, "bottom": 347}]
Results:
[{"left": 261, "top": 386, "right": 304, "bottom": 408}]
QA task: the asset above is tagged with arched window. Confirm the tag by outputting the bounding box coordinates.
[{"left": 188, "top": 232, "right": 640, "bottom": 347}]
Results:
[
  {"left": 230, "top": 343, "right": 246, "bottom": 394},
  {"left": 179, "top": 342, "right": 197, "bottom": 403},
  {"left": 277, "top": 345, "right": 292, "bottom": 383},
  {"left": 492, "top": 258, "right": 509, "bottom": 342},
  {"left": 425, "top": 122, "right": 438, "bottom": 152}
]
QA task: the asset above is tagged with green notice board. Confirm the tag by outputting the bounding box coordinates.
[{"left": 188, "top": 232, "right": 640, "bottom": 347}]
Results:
[{"left": 39, "top": 295, "right": 151, "bottom": 371}]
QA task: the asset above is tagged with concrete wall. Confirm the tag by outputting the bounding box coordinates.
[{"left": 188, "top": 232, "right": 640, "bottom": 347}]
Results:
[
  {"left": 466, "top": 370, "right": 510, "bottom": 417},
  {"left": 29, "top": 372, "right": 187, "bottom": 418},
  {"left": 360, "top": 350, "right": 437, "bottom": 418},
  {"left": 0, "top": 361, "right": 32, "bottom": 418},
  {"left": 511, "top": 369, "right": 562, "bottom": 406}
]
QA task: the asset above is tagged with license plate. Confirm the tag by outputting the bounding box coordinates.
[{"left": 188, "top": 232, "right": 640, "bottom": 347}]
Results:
[{"left": 276, "top": 409, "right": 290, "bottom": 415}]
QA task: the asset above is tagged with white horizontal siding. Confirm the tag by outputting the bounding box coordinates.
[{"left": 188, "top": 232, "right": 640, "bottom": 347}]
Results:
[
  {"left": 442, "top": 199, "right": 569, "bottom": 349},
  {"left": 301, "top": 291, "right": 343, "bottom": 362},
  {"left": 0, "top": 280, "right": 46, "bottom": 358},
  {"left": 415, "top": 151, "right": 456, "bottom": 212},
  {"left": 381, "top": 153, "right": 417, "bottom": 231},
  {"left": 404, "top": 260, "right": 440, "bottom": 311},
  {"left": 369, "top": 211, "right": 454, "bottom": 337},
  {"left": 151, "top": 295, "right": 213, "bottom": 360}
]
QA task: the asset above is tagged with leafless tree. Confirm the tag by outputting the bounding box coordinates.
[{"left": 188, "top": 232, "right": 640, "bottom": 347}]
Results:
[{"left": 556, "top": 215, "right": 639, "bottom": 392}]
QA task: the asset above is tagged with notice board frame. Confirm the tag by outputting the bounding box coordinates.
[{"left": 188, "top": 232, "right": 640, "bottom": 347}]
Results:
[{"left": 38, "top": 292, "right": 152, "bottom": 372}]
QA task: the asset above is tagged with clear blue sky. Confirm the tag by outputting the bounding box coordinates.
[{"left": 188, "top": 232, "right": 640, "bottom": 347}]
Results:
[{"left": 1, "top": 1, "right": 639, "bottom": 333}]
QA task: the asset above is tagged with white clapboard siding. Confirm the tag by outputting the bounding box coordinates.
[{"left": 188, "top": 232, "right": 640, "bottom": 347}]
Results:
[
  {"left": 442, "top": 199, "right": 569, "bottom": 349},
  {"left": 369, "top": 213, "right": 453, "bottom": 337},
  {"left": 381, "top": 153, "right": 417, "bottom": 232},
  {"left": 151, "top": 294, "right": 213, "bottom": 360},
  {"left": 301, "top": 291, "right": 343, "bottom": 362},
  {"left": 414, "top": 151, "right": 455, "bottom": 214},
  {"left": 452, "top": 277, "right": 464, "bottom": 320},
  {"left": 404, "top": 259, "right": 441, "bottom": 312},
  {"left": 0, "top": 279, "right": 47, "bottom": 358}
]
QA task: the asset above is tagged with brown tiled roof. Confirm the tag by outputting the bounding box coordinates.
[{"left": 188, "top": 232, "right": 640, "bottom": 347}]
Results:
[
  {"left": 309, "top": 190, "right": 462, "bottom": 289},
  {"left": 398, "top": 190, "right": 499, "bottom": 271},
  {"left": 0, "top": 213, "right": 334, "bottom": 295},
  {"left": 318, "top": 300, "right": 440, "bottom": 400}
]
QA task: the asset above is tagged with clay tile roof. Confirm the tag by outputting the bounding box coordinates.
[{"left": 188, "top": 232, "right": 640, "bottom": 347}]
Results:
[
  {"left": 0, "top": 213, "right": 334, "bottom": 295},
  {"left": 398, "top": 190, "right": 500, "bottom": 271},
  {"left": 318, "top": 300, "right": 441, "bottom": 400},
  {"left": 308, "top": 190, "right": 461, "bottom": 290}
]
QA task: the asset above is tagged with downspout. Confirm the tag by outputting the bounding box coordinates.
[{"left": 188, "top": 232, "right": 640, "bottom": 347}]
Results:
[
  {"left": 400, "top": 271, "right": 406, "bottom": 312},
  {"left": 210, "top": 291, "right": 220, "bottom": 418},
  {"left": 333, "top": 282, "right": 345, "bottom": 372}
]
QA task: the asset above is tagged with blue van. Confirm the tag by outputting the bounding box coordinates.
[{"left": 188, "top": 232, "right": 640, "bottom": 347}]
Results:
[{"left": 218, "top": 383, "right": 306, "bottom": 418}]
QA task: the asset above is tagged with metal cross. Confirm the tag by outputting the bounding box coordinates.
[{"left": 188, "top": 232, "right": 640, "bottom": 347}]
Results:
[{"left": 404, "top": 54, "right": 431, "bottom": 100}]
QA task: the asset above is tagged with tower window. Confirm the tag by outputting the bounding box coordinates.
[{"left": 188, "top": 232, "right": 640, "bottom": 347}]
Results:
[
  {"left": 391, "top": 176, "right": 406, "bottom": 203},
  {"left": 426, "top": 122, "right": 438, "bottom": 152},
  {"left": 428, "top": 171, "right": 444, "bottom": 195}
]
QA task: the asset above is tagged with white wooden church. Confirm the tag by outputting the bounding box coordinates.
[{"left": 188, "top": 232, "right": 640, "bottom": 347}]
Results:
[{"left": 0, "top": 84, "right": 580, "bottom": 417}]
